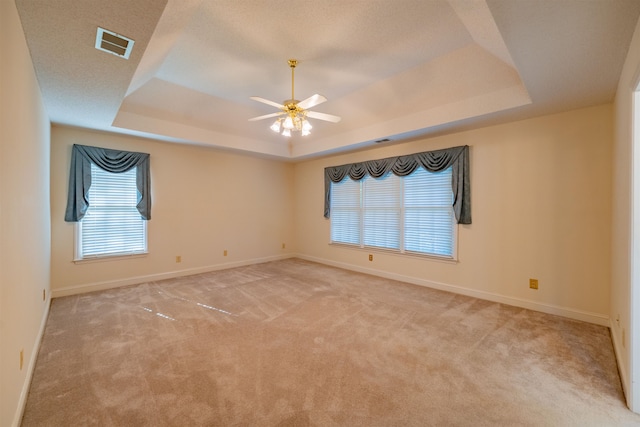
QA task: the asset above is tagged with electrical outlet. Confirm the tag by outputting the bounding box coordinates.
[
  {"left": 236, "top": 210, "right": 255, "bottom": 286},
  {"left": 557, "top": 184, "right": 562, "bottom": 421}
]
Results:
[
  {"left": 20, "top": 349, "right": 24, "bottom": 370},
  {"left": 529, "top": 279, "right": 538, "bottom": 290},
  {"left": 224, "top": 250, "right": 228, "bottom": 256},
  {"left": 282, "top": 243, "right": 286, "bottom": 249},
  {"left": 369, "top": 254, "right": 373, "bottom": 261},
  {"left": 175, "top": 255, "right": 181, "bottom": 263}
]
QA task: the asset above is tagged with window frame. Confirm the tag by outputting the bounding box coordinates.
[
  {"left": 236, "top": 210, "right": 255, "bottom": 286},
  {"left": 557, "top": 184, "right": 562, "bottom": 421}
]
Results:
[
  {"left": 74, "top": 221, "right": 148, "bottom": 263},
  {"left": 329, "top": 168, "right": 458, "bottom": 262},
  {"left": 73, "top": 165, "right": 149, "bottom": 263}
]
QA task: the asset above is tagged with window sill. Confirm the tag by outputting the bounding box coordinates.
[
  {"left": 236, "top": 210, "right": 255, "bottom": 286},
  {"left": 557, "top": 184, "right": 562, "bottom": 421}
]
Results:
[
  {"left": 329, "top": 242, "right": 458, "bottom": 264},
  {"left": 73, "top": 252, "right": 148, "bottom": 264}
]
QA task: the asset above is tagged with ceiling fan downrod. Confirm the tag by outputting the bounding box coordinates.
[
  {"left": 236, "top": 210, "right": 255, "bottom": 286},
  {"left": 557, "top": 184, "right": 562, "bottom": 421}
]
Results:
[{"left": 288, "top": 59, "right": 297, "bottom": 102}]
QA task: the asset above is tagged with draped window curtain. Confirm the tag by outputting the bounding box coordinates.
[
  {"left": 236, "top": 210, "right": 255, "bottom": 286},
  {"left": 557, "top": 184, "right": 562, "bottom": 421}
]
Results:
[
  {"left": 64, "top": 144, "right": 151, "bottom": 222},
  {"left": 324, "top": 145, "right": 471, "bottom": 224}
]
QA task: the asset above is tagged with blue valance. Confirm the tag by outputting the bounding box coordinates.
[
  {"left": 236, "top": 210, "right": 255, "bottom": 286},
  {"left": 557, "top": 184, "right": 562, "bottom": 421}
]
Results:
[
  {"left": 64, "top": 144, "right": 151, "bottom": 222},
  {"left": 324, "top": 145, "right": 470, "bottom": 224}
]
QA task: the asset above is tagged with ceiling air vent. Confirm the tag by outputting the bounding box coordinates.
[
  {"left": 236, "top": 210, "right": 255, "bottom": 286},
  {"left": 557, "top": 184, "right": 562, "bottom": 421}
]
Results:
[{"left": 95, "top": 27, "right": 134, "bottom": 59}]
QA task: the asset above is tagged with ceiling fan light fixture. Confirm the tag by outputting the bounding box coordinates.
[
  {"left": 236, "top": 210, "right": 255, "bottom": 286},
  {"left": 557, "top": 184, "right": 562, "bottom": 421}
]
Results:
[
  {"left": 283, "top": 116, "right": 294, "bottom": 130},
  {"left": 249, "top": 59, "right": 340, "bottom": 138}
]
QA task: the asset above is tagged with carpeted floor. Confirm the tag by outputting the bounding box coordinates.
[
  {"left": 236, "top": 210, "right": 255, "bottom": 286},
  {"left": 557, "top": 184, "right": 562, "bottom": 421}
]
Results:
[{"left": 22, "top": 258, "right": 640, "bottom": 426}]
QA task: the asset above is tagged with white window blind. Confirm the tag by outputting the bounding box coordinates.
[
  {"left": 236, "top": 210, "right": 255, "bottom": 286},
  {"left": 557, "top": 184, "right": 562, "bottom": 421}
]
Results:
[
  {"left": 363, "top": 174, "right": 400, "bottom": 250},
  {"left": 76, "top": 163, "right": 147, "bottom": 259},
  {"left": 330, "top": 177, "right": 361, "bottom": 245},
  {"left": 404, "top": 167, "right": 454, "bottom": 256},
  {"left": 330, "top": 167, "right": 455, "bottom": 258}
]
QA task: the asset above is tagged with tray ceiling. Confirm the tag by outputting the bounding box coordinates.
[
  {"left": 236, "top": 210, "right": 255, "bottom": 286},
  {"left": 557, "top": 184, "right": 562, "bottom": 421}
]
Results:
[{"left": 15, "top": 0, "right": 640, "bottom": 159}]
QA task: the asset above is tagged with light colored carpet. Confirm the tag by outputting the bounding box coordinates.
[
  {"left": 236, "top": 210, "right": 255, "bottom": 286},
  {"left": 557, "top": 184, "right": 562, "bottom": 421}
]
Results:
[{"left": 22, "top": 258, "right": 640, "bottom": 426}]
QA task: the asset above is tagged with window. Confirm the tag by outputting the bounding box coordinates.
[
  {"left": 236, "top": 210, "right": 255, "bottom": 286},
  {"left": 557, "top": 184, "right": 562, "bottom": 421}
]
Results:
[
  {"left": 330, "top": 167, "right": 456, "bottom": 258},
  {"left": 75, "top": 163, "right": 147, "bottom": 260}
]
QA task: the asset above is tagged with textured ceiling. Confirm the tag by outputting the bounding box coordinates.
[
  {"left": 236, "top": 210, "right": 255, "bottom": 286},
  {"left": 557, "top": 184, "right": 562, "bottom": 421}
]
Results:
[{"left": 14, "top": 0, "right": 640, "bottom": 160}]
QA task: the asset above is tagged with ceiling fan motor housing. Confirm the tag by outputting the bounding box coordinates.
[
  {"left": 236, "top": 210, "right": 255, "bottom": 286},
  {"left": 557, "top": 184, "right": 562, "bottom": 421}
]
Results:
[{"left": 284, "top": 100, "right": 301, "bottom": 111}]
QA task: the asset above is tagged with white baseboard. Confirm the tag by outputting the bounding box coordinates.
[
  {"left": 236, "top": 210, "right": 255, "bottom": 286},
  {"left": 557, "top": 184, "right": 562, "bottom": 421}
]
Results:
[
  {"left": 52, "top": 252, "right": 612, "bottom": 325},
  {"left": 609, "top": 318, "right": 631, "bottom": 408},
  {"left": 13, "top": 297, "right": 51, "bottom": 427},
  {"left": 296, "top": 254, "right": 611, "bottom": 327},
  {"left": 54, "top": 253, "right": 612, "bottom": 326},
  {"left": 52, "top": 254, "right": 294, "bottom": 298}
]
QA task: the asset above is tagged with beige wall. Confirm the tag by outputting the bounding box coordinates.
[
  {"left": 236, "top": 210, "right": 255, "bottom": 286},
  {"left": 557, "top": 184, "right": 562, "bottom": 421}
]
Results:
[
  {"left": 294, "top": 104, "right": 613, "bottom": 324},
  {"left": 612, "top": 15, "right": 640, "bottom": 410},
  {"left": 50, "top": 127, "right": 295, "bottom": 295},
  {"left": 0, "top": 2, "right": 52, "bottom": 426}
]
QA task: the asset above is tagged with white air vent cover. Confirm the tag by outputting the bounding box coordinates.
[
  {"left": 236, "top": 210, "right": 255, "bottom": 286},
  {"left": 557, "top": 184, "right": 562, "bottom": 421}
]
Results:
[{"left": 95, "top": 27, "right": 134, "bottom": 59}]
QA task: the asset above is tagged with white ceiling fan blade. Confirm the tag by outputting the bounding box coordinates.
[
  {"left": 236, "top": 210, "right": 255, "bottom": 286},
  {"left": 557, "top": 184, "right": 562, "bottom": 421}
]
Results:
[
  {"left": 250, "top": 96, "right": 284, "bottom": 109},
  {"left": 248, "top": 112, "right": 285, "bottom": 122},
  {"left": 307, "top": 111, "right": 342, "bottom": 123},
  {"left": 297, "top": 94, "right": 327, "bottom": 110}
]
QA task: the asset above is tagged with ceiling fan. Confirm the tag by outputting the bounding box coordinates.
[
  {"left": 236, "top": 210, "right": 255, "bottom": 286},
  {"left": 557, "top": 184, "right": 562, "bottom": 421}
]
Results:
[{"left": 249, "top": 59, "right": 341, "bottom": 137}]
